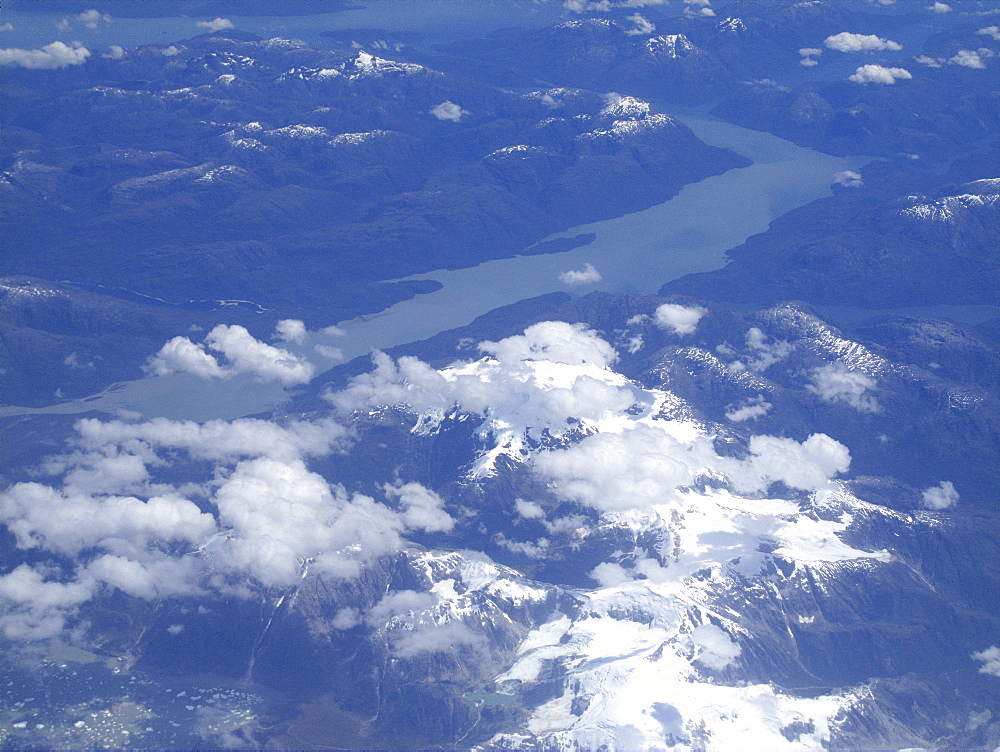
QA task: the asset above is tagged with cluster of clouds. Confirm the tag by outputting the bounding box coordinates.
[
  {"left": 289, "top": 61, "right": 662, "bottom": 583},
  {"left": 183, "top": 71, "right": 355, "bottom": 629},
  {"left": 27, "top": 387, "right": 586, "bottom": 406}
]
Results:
[
  {"left": 559, "top": 0, "right": 709, "bottom": 15},
  {"left": 330, "top": 322, "right": 632, "bottom": 477},
  {"left": 362, "top": 588, "right": 487, "bottom": 658},
  {"left": 561, "top": 0, "right": 671, "bottom": 12},
  {"left": 799, "top": 48, "right": 822, "bottom": 67},
  {"left": 916, "top": 47, "right": 994, "bottom": 69},
  {"left": 1, "top": 314, "right": 962, "bottom": 649},
  {"left": 624, "top": 302, "right": 708, "bottom": 339},
  {"left": 725, "top": 395, "right": 771, "bottom": 422},
  {"left": 55, "top": 9, "right": 111, "bottom": 32},
  {"left": 803, "top": 31, "right": 914, "bottom": 79},
  {"left": 732, "top": 327, "right": 794, "bottom": 372},
  {"left": 684, "top": 0, "right": 715, "bottom": 18},
  {"left": 333, "top": 320, "right": 854, "bottom": 513},
  {"left": 0, "top": 12, "right": 239, "bottom": 70},
  {"left": 0, "top": 413, "right": 453, "bottom": 640},
  {"left": 146, "top": 320, "right": 321, "bottom": 386}
]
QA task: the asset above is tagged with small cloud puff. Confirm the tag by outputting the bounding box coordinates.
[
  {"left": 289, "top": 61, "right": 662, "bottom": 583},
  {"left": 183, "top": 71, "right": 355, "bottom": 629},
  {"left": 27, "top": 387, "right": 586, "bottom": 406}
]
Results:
[
  {"left": 921, "top": 480, "right": 959, "bottom": 510},
  {"left": 197, "top": 17, "right": 234, "bottom": 32},
  {"left": 973, "top": 645, "right": 1000, "bottom": 677},
  {"left": 979, "top": 26, "right": 1000, "bottom": 42},
  {"left": 692, "top": 624, "right": 741, "bottom": 670},
  {"left": 799, "top": 48, "right": 822, "bottom": 66},
  {"left": 928, "top": 1, "right": 951, "bottom": 10},
  {"left": 725, "top": 395, "right": 771, "bottom": 422},
  {"left": 384, "top": 481, "right": 454, "bottom": 532},
  {"left": 161, "top": 45, "right": 180, "bottom": 56},
  {"left": 740, "top": 327, "right": 793, "bottom": 372},
  {"left": 682, "top": 0, "right": 715, "bottom": 15},
  {"left": 825, "top": 32, "right": 902, "bottom": 53},
  {"left": 430, "top": 101, "right": 469, "bottom": 122},
  {"left": 0, "top": 23, "right": 13, "bottom": 32},
  {"left": 0, "top": 40, "right": 91, "bottom": 69},
  {"left": 624, "top": 13, "right": 656, "bottom": 36},
  {"left": 275, "top": 318, "right": 307, "bottom": 345},
  {"left": 78, "top": 9, "right": 112, "bottom": 29},
  {"left": 807, "top": 362, "right": 880, "bottom": 413},
  {"left": 849, "top": 64, "right": 912, "bottom": 84},
  {"left": 559, "top": 262, "right": 603, "bottom": 287},
  {"left": 515, "top": 498, "right": 545, "bottom": 519},
  {"left": 332, "top": 607, "right": 361, "bottom": 630},
  {"left": 833, "top": 170, "right": 864, "bottom": 188},
  {"left": 655, "top": 303, "right": 707, "bottom": 336},
  {"left": 103, "top": 45, "right": 125, "bottom": 59}
]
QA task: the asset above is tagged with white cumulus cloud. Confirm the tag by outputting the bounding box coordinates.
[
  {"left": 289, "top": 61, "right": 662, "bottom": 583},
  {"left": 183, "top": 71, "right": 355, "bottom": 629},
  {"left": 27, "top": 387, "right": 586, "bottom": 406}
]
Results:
[
  {"left": 479, "top": 321, "right": 617, "bottom": 368},
  {"left": 384, "top": 481, "right": 454, "bottom": 532},
  {"left": 146, "top": 323, "right": 315, "bottom": 385},
  {"left": 655, "top": 303, "right": 707, "bottom": 336},
  {"left": 978, "top": 26, "right": 1000, "bottom": 42},
  {"left": 0, "top": 40, "right": 91, "bottom": 69},
  {"left": 725, "top": 395, "right": 771, "bottom": 422},
  {"left": 197, "top": 17, "right": 234, "bottom": 32},
  {"left": 825, "top": 32, "right": 902, "bottom": 53},
  {"left": 921, "top": 480, "right": 959, "bottom": 510},
  {"left": 0, "top": 408, "right": 422, "bottom": 638},
  {"left": 807, "top": 362, "right": 880, "bottom": 412},
  {"left": 624, "top": 13, "right": 656, "bottom": 36},
  {"left": 833, "top": 170, "right": 864, "bottom": 188},
  {"left": 78, "top": 9, "right": 111, "bottom": 29},
  {"left": 973, "top": 645, "right": 1000, "bottom": 677},
  {"left": 430, "top": 101, "right": 469, "bottom": 122},
  {"left": 799, "top": 48, "right": 822, "bottom": 66},
  {"left": 558, "top": 262, "right": 602, "bottom": 286},
  {"left": 848, "top": 64, "right": 912, "bottom": 84},
  {"left": 950, "top": 49, "right": 988, "bottom": 69},
  {"left": 275, "top": 318, "right": 307, "bottom": 345}
]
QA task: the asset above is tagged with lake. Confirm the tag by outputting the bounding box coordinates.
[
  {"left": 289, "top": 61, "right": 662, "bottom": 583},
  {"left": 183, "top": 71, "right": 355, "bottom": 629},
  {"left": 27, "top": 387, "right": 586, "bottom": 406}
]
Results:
[{"left": 0, "top": 108, "right": 868, "bottom": 421}]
